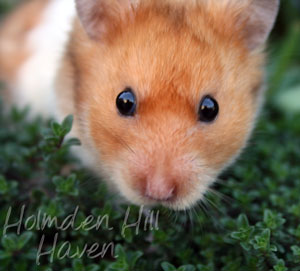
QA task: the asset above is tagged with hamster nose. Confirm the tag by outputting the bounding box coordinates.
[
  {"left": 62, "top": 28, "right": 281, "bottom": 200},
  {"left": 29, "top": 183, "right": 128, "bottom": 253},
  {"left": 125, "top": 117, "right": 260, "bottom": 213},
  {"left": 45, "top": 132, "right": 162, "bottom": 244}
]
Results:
[{"left": 144, "top": 175, "right": 176, "bottom": 201}]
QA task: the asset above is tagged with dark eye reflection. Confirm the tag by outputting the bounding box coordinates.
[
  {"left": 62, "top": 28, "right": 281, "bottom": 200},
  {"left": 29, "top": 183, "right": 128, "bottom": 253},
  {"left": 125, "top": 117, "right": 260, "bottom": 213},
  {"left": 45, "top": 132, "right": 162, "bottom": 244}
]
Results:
[
  {"left": 116, "top": 88, "right": 137, "bottom": 117},
  {"left": 198, "top": 95, "right": 219, "bottom": 123}
]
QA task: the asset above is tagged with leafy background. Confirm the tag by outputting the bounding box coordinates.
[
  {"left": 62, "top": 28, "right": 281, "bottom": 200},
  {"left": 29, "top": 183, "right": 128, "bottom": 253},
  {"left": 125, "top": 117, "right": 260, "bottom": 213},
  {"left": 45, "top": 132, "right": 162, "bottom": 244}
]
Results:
[{"left": 0, "top": 0, "right": 300, "bottom": 270}]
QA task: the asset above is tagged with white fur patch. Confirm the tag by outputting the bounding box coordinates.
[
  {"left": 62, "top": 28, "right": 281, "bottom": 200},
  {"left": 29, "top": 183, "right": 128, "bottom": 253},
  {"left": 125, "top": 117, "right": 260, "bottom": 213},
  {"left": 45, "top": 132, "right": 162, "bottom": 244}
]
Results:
[{"left": 15, "top": 0, "right": 76, "bottom": 117}]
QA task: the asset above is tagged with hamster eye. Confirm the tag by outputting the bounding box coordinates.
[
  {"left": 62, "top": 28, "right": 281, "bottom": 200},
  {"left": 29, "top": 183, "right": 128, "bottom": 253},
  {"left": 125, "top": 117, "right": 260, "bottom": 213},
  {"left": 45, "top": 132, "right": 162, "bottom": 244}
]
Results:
[
  {"left": 116, "top": 88, "right": 137, "bottom": 117},
  {"left": 198, "top": 95, "right": 219, "bottom": 123}
]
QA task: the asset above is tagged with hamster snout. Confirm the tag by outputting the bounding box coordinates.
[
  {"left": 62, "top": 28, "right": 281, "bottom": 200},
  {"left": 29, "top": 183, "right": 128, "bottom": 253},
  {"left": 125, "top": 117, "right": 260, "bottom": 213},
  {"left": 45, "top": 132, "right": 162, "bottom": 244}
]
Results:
[
  {"left": 114, "top": 145, "right": 216, "bottom": 210},
  {"left": 128, "top": 153, "right": 211, "bottom": 208},
  {"left": 140, "top": 172, "right": 177, "bottom": 202}
]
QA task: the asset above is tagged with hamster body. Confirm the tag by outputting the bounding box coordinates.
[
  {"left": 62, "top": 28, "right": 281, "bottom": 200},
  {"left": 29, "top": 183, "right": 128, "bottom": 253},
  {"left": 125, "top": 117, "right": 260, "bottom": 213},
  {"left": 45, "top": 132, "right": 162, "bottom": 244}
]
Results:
[{"left": 0, "top": 0, "right": 279, "bottom": 210}]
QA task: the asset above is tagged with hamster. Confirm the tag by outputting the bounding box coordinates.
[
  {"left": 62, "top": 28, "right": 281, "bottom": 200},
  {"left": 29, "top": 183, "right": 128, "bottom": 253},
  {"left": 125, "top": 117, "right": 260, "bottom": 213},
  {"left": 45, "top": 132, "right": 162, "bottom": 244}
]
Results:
[{"left": 0, "top": 0, "right": 279, "bottom": 210}]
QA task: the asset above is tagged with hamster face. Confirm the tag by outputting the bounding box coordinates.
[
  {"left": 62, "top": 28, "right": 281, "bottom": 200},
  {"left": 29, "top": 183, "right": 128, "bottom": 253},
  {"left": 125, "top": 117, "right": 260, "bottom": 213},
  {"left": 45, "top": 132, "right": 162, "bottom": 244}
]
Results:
[{"left": 70, "top": 1, "right": 276, "bottom": 210}]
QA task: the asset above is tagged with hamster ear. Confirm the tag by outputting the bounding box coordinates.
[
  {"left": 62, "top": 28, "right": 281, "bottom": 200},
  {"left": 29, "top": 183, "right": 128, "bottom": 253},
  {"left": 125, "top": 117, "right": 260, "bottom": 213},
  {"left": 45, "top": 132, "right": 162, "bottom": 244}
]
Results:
[
  {"left": 237, "top": 0, "right": 280, "bottom": 50},
  {"left": 75, "top": 0, "right": 136, "bottom": 40}
]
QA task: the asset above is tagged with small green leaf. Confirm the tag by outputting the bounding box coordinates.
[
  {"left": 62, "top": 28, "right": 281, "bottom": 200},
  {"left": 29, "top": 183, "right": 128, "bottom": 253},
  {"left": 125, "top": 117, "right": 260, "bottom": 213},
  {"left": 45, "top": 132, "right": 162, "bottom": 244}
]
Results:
[
  {"left": 291, "top": 245, "right": 300, "bottom": 256},
  {"left": 51, "top": 122, "right": 62, "bottom": 137},
  {"left": 108, "top": 262, "right": 128, "bottom": 271},
  {"left": 0, "top": 175, "right": 8, "bottom": 194},
  {"left": 178, "top": 265, "right": 196, "bottom": 271},
  {"left": 52, "top": 174, "right": 79, "bottom": 196},
  {"left": 251, "top": 229, "right": 271, "bottom": 251},
  {"left": 17, "top": 232, "right": 33, "bottom": 250},
  {"left": 273, "top": 259, "right": 288, "bottom": 271},
  {"left": 2, "top": 234, "right": 18, "bottom": 252},
  {"left": 240, "top": 242, "right": 252, "bottom": 251},
  {"left": 292, "top": 225, "right": 300, "bottom": 238},
  {"left": 61, "top": 115, "right": 74, "bottom": 135},
  {"left": 128, "top": 251, "right": 143, "bottom": 268},
  {"left": 161, "top": 262, "right": 177, "bottom": 271},
  {"left": 122, "top": 226, "right": 133, "bottom": 242},
  {"left": 263, "top": 210, "right": 285, "bottom": 230},
  {"left": 231, "top": 227, "right": 253, "bottom": 242},
  {"left": 115, "top": 244, "right": 126, "bottom": 261},
  {"left": 64, "top": 138, "right": 81, "bottom": 147},
  {"left": 237, "top": 214, "right": 250, "bottom": 229}
]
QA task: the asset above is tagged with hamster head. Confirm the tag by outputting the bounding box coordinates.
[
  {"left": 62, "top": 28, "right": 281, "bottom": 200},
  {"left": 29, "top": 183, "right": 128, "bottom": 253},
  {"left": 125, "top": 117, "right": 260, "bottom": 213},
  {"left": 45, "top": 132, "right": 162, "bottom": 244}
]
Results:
[{"left": 72, "top": 0, "right": 279, "bottom": 210}]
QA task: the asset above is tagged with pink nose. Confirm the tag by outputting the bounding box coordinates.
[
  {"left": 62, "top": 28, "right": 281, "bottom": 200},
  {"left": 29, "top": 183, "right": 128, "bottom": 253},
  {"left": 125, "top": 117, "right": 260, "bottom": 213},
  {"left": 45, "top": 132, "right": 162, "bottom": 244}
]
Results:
[{"left": 144, "top": 175, "right": 176, "bottom": 201}]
